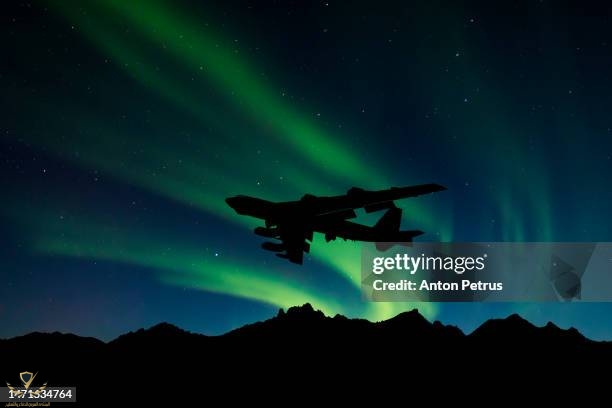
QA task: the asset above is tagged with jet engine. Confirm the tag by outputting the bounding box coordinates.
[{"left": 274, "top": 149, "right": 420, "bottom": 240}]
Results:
[
  {"left": 261, "top": 241, "right": 285, "bottom": 252},
  {"left": 254, "top": 226, "right": 279, "bottom": 238}
]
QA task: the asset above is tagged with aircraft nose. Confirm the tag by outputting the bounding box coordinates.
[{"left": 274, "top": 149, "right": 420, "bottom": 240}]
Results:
[
  {"left": 225, "top": 196, "right": 239, "bottom": 209},
  {"left": 226, "top": 196, "right": 247, "bottom": 213}
]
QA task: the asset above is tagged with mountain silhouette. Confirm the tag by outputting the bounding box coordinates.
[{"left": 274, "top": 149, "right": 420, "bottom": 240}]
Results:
[{"left": 1, "top": 304, "right": 610, "bottom": 405}]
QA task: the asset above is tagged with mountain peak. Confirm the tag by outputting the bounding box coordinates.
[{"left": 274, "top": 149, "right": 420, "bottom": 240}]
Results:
[
  {"left": 506, "top": 313, "right": 529, "bottom": 323},
  {"left": 379, "top": 308, "right": 430, "bottom": 327},
  {"left": 287, "top": 302, "right": 313, "bottom": 313},
  {"left": 147, "top": 322, "right": 184, "bottom": 334},
  {"left": 544, "top": 321, "right": 560, "bottom": 330},
  {"left": 283, "top": 303, "right": 326, "bottom": 319}
]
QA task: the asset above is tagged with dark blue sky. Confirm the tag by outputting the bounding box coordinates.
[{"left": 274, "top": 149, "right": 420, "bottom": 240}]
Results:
[{"left": 2, "top": 0, "right": 612, "bottom": 341}]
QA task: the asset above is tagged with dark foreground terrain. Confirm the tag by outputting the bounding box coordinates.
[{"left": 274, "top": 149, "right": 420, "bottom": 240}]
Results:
[{"left": 1, "top": 304, "right": 610, "bottom": 405}]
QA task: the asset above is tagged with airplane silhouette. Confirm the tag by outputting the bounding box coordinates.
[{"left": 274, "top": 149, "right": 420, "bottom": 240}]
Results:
[{"left": 226, "top": 183, "right": 446, "bottom": 264}]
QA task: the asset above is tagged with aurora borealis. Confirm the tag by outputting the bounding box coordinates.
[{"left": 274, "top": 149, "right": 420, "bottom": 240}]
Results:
[{"left": 2, "top": 0, "right": 612, "bottom": 340}]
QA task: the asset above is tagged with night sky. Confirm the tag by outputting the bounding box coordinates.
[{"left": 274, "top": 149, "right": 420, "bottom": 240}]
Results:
[{"left": 2, "top": 0, "right": 612, "bottom": 341}]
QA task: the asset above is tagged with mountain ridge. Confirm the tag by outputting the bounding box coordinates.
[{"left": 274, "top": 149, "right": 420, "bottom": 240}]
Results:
[
  {"left": 1, "top": 303, "right": 610, "bottom": 404},
  {"left": 0, "top": 303, "right": 604, "bottom": 344}
]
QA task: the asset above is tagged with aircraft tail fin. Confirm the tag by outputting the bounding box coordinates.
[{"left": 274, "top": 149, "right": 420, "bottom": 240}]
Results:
[
  {"left": 374, "top": 207, "right": 402, "bottom": 231},
  {"left": 374, "top": 207, "right": 424, "bottom": 251}
]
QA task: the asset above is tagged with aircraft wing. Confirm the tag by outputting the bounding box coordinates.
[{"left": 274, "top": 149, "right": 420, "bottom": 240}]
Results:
[
  {"left": 349, "top": 183, "right": 447, "bottom": 208},
  {"left": 307, "top": 183, "right": 446, "bottom": 216},
  {"left": 387, "top": 183, "right": 446, "bottom": 197}
]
